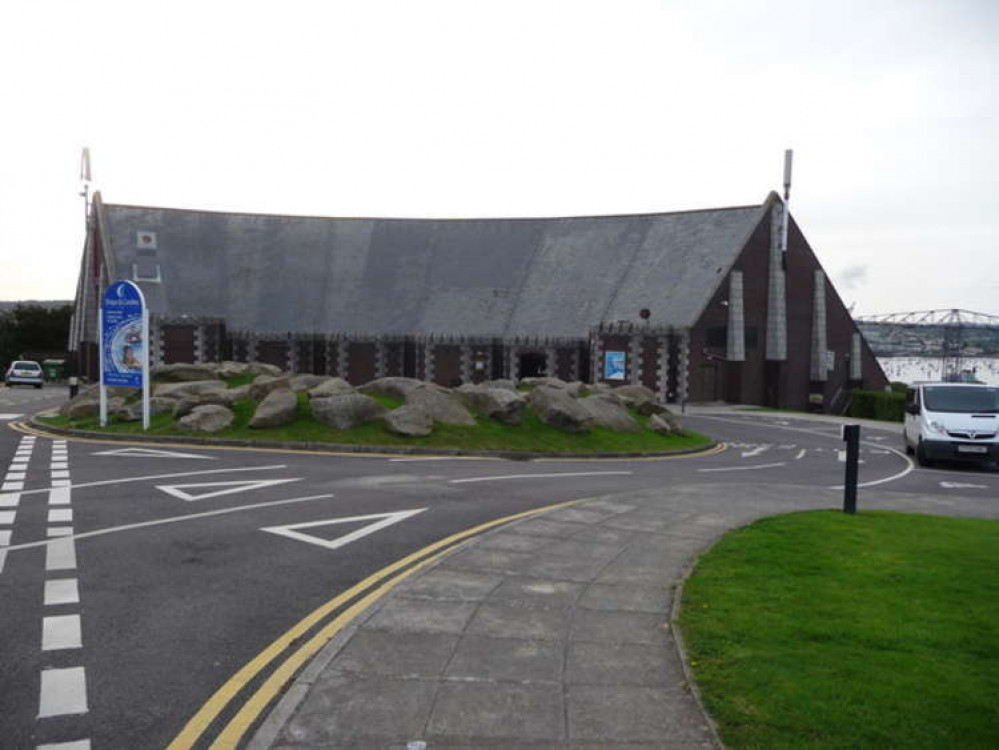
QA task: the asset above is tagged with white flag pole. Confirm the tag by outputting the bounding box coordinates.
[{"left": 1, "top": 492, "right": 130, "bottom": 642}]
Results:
[
  {"left": 142, "top": 301, "right": 150, "bottom": 430},
  {"left": 98, "top": 307, "right": 107, "bottom": 427}
]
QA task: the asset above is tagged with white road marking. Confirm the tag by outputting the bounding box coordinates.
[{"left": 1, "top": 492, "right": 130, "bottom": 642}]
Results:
[
  {"left": 9, "top": 464, "right": 290, "bottom": 499},
  {"left": 51, "top": 462, "right": 69, "bottom": 470},
  {"left": 939, "top": 481, "right": 988, "bottom": 489},
  {"left": 156, "top": 477, "right": 301, "bottom": 502},
  {"left": 829, "top": 445, "right": 914, "bottom": 489},
  {"left": 47, "top": 528, "right": 74, "bottom": 537},
  {"left": 50, "top": 470, "right": 71, "bottom": 479},
  {"left": 0, "top": 530, "right": 10, "bottom": 546},
  {"left": 0, "top": 510, "right": 16, "bottom": 525},
  {"left": 45, "top": 538, "right": 77, "bottom": 571},
  {"left": 0, "top": 549, "right": 6, "bottom": 574},
  {"left": 794, "top": 449, "right": 806, "bottom": 460},
  {"left": 741, "top": 445, "right": 771, "bottom": 458},
  {"left": 262, "top": 509, "right": 426, "bottom": 551},
  {"left": 49, "top": 488, "right": 71, "bottom": 505},
  {"left": 451, "top": 471, "right": 633, "bottom": 484},
  {"left": 37, "top": 740, "right": 91, "bottom": 750},
  {"left": 45, "top": 579, "right": 80, "bottom": 606},
  {"left": 699, "top": 462, "right": 788, "bottom": 473},
  {"left": 48, "top": 509, "right": 73, "bottom": 524},
  {"left": 51, "top": 480, "right": 72, "bottom": 487},
  {"left": 38, "top": 666, "right": 88, "bottom": 717},
  {"left": 0, "top": 413, "right": 25, "bottom": 419},
  {"left": 6, "top": 472, "right": 27, "bottom": 481},
  {"left": 389, "top": 456, "right": 464, "bottom": 462},
  {"left": 91, "top": 447, "right": 217, "bottom": 460},
  {"left": 4, "top": 494, "right": 335, "bottom": 553},
  {"left": 0, "top": 493, "right": 20, "bottom": 507},
  {"left": 42, "top": 614, "right": 83, "bottom": 650},
  {"left": 1, "top": 481, "right": 25, "bottom": 491}
]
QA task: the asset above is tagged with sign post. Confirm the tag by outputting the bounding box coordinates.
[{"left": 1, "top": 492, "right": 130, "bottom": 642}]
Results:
[
  {"left": 841, "top": 423, "right": 860, "bottom": 514},
  {"left": 99, "top": 280, "right": 150, "bottom": 430}
]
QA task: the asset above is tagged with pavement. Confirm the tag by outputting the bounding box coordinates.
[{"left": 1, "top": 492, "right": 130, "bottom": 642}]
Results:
[{"left": 243, "top": 407, "right": 989, "bottom": 750}]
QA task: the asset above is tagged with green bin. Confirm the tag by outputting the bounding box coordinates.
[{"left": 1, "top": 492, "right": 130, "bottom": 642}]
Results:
[{"left": 43, "top": 359, "right": 66, "bottom": 381}]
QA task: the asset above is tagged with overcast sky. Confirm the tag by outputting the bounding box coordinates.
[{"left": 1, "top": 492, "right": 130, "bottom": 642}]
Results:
[{"left": 2, "top": 0, "right": 996, "bottom": 317}]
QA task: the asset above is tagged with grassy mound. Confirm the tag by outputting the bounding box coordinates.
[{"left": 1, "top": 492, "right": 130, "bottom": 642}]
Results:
[
  {"left": 40, "top": 388, "right": 711, "bottom": 454},
  {"left": 679, "top": 510, "right": 999, "bottom": 749}
]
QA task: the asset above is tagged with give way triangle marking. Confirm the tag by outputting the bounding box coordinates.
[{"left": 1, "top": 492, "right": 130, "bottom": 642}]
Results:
[
  {"left": 157, "top": 477, "right": 300, "bottom": 501},
  {"left": 93, "top": 447, "right": 217, "bottom": 460},
  {"left": 261, "top": 508, "right": 426, "bottom": 551}
]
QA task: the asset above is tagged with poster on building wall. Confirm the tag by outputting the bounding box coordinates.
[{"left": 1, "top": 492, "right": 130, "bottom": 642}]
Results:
[
  {"left": 604, "top": 351, "right": 626, "bottom": 380},
  {"left": 100, "top": 280, "right": 149, "bottom": 429}
]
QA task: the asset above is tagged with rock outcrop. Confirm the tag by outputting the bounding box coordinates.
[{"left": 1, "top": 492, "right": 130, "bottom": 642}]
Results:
[
  {"left": 406, "top": 384, "right": 477, "bottom": 426},
  {"left": 311, "top": 394, "right": 386, "bottom": 430},
  {"left": 456, "top": 385, "right": 526, "bottom": 426},
  {"left": 383, "top": 405, "right": 434, "bottom": 437},
  {"left": 249, "top": 388, "right": 298, "bottom": 428},
  {"left": 526, "top": 386, "right": 593, "bottom": 433},
  {"left": 578, "top": 395, "right": 640, "bottom": 432},
  {"left": 178, "top": 405, "right": 234, "bottom": 433}
]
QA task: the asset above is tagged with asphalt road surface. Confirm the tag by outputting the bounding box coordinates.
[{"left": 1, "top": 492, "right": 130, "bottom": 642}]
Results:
[{"left": 0, "top": 385, "right": 995, "bottom": 749}]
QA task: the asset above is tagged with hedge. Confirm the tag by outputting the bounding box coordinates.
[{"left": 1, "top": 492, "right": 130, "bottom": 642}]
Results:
[{"left": 847, "top": 389, "right": 905, "bottom": 422}]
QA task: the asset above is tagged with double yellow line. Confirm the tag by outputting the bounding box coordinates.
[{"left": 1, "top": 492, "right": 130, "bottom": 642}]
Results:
[{"left": 167, "top": 499, "right": 577, "bottom": 749}]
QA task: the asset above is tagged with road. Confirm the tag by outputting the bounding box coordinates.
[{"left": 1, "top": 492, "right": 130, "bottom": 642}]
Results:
[{"left": 0, "top": 385, "right": 995, "bottom": 749}]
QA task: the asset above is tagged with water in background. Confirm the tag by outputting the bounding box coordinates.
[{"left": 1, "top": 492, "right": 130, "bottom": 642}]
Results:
[{"left": 878, "top": 357, "right": 999, "bottom": 386}]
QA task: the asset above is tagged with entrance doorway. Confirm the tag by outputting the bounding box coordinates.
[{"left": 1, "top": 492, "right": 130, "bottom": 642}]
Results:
[{"left": 519, "top": 352, "right": 547, "bottom": 378}]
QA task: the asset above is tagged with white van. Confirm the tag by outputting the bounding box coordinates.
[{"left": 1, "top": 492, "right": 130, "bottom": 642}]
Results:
[{"left": 903, "top": 382, "right": 999, "bottom": 467}]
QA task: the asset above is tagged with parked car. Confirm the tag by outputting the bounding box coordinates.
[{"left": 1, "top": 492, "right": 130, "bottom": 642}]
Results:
[
  {"left": 4, "top": 360, "right": 45, "bottom": 388},
  {"left": 903, "top": 382, "right": 999, "bottom": 467}
]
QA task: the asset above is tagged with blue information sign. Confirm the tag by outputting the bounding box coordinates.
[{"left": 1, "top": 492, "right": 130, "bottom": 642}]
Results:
[
  {"left": 604, "top": 351, "right": 626, "bottom": 381},
  {"left": 101, "top": 280, "right": 146, "bottom": 388}
]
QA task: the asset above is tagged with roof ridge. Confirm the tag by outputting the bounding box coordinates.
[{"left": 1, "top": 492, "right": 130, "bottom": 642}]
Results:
[{"left": 100, "top": 201, "right": 764, "bottom": 223}]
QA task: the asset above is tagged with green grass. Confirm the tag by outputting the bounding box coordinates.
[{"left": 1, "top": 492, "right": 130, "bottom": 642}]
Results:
[
  {"left": 679, "top": 510, "right": 999, "bottom": 750},
  {"left": 39, "top": 392, "right": 711, "bottom": 454}
]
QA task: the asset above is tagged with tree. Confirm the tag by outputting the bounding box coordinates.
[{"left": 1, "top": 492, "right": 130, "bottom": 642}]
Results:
[{"left": 0, "top": 304, "right": 73, "bottom": 369}]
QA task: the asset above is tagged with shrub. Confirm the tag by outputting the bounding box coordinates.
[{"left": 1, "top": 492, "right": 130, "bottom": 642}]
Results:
[{"left": 848, "top": 388, "right": 905, "bottom": 422}]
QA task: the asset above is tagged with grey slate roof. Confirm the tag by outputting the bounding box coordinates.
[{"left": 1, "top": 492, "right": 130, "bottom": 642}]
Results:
[{"left": 101, "top": 201, "right": 768, "bottom": 337}]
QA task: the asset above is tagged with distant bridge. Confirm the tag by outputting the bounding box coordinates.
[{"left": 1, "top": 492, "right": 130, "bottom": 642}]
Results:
[{"left": 855, "top": 309, "right": 999, "bottom": 381}]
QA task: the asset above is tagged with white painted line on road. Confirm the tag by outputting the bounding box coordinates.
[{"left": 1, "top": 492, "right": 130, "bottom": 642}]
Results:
[
  {"left": 1, "top": 481, "right": 25, "bottom": 491},
  {"left": 4, "top": 494, "right": 335, "bottom": 553},
  {"left": 389, "top": 456, "right": 463, "bottom": 462},
  {"left": 45, "top": 538, "right": 77, "bottom": 571},
  {"left": 42, "top": 614, "right": 83, "bottom": 650},
  {"left": 156, "top": 477, "right": 301, "bottom": 502},
  {"left": 50, "top": 462, "right": 69, "bottom": 470},
  {"left": 8, "top": 464, "right": 291, "bottom": 499},
  {"left": 262, "top": 509, "right": 426, "bottom": 551},
  {"left": 50, "top": 470, "right": 71, "bottom": 479},
  {"left": 49, "top": 487, "right": 71, "bottom": 505},
  {"left": 50, "top": 480, "right": 72, "bottom": 487},
  {"left": 699, "top": 462, "right": 788, "bottom": 473},
  {"left": 741, "top": 445, "right": 771, "bottom": 458},
  {"left": 451, "top": 471, "right": 633, "bottom": 484},
  {"left": 37, "top": 740, "right": 91, "bottom": 750},
  {"left": 48, "top": 509, "right": 73, "bottom": 524},
  {"left": 0, "top": 530, "right": 10, "bottom": 546},
  {"left": 6, "top": 472, "right": 27, "bottom": 481},
  {"left": 38, "top": 666, "right": 88, "bottom": 717},
  {"left": 91, "top": 446, "right": 217, "bottom": 460},
  {"left": 45, "top": 579, "right": 80, "bottom": 606},
  {"left": 47, "top": 528, "right": 74, "bottom": 537},
  {"left": 12, "top": 456, "right": 30, "bottom": 464},
  {"left": 0, "top": 510, "right": 16, "bottom": 525},
  {"left": 0, "top": 413, "right": 24, "bottom": 419},
  {"left": 794, "top": 449, "right": 806, "bottom": 460},
  {"left": 0, "top": 493, "right": 20, "bottom": 507},
  {"left": 939, "top": 481, "right": 988, "bottom": 489},
  {"left": 0, "top": 549, "right": 6, "bottom": 574},
  {"left": 829, "top": 445, "right": 914, "bottom": 489}
]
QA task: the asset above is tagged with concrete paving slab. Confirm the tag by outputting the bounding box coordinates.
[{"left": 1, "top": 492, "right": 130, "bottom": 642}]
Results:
[
  {"left": 569, "top": 609, "right": 670, "bottom": 645},
  {"left": 509, "top": 518, "right": 590, "bottom": 538},
  {"left": 398, "top": 569, "right": 504, "bottom": 601},
  {"left": 475, "top": 532, "right": 555, "bottom": 553},
  {"left": 466, "top": 602, "right": 571, "bottom": 641},
  {"left": 526, "top": 554, "right": 611, "bottom": 582},
  {"left": 448, "top": 547, "right": 537, "bottom": 574},
  {"left": 445, "top": 634, "right": 563, "bottom": 683},
  {"left": 332, "top": 630, "right": 458, "bottom": 678},
  {"left": 488, "top": 577, "right": 584, "bottom": 610},
  {"left": 364, "top": 598, "right": 477, "bottom": 635},
  {"left": 567, "top": 685, "right": 712, "bottom": 744},
  {"left": 578, "top": 583, "right": 670, "bottom": 613},
  {"left": 427, "top": 681, "right": 565, "bottom": 742},
  {"left": 566, "top": 641, "right": 678, "bottom": 687}
]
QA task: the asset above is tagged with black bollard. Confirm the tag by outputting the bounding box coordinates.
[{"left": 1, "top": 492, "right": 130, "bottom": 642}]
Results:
[{"left": 842, "top": 423, "right": 860, "bottom": 514}]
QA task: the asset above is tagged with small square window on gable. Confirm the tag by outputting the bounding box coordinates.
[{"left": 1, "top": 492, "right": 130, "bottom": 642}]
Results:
[
  {"left": 133, "top": 257, "right": 162, "bottom": 282},
  {"left": 136, "top": 230, "right": 157, "bottom": 249}
]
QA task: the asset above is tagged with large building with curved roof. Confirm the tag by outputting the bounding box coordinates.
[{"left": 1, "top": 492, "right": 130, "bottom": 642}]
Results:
[{"left": 70, "top": 191, "right": 887, "bottom": 409}]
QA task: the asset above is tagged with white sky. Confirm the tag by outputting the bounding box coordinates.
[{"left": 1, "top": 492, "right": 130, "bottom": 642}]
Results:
[{"left": 1, "top": 0, "right": 996, "bottom": 316}]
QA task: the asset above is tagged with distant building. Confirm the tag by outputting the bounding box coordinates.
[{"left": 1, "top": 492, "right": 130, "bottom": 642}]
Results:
[{"left": 69, "top": 191, "right": 887, "bottom": 409}]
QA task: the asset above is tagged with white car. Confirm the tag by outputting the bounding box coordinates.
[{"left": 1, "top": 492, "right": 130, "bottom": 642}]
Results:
[
  {"left": 903, "top": 382, "right": 999, "bottom": 467},
  {"left": 4, "top": 360, "right": 44, "bottom": 388}
]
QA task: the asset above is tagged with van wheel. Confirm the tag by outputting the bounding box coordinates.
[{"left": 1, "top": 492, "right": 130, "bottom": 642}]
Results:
[
  {"left": 903, "top": 430, "right": 914, "bottom": 455},
  {"left": 916, "top": 441, "right": 933, "bottom": 467}
]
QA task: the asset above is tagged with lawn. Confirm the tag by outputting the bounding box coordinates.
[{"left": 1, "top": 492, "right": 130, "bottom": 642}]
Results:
[
  {"left": 39, "top": 392, "right": 712, "bottom": 455},
  {"left": 679, "top": 510, "right": 999, "bottom": 750}
]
